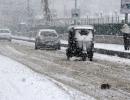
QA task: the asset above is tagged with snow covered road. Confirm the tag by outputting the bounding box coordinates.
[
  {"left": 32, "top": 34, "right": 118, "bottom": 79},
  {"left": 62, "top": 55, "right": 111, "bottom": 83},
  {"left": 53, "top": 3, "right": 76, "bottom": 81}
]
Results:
[
  {"left": 0, "top": 55, "right": 71, "bottom": 100},
  {"left": 0, "top": 41, "right": 130, "bottom": 100},
  {"left": 0, "top": 54, "right": 95, "bottom": 100}
]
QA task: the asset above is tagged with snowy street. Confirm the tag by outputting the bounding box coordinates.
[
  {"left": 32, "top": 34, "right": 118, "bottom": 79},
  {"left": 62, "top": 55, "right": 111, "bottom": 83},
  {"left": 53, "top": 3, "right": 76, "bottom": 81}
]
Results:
[
  {"left": 0, "top": 41, "right": 129, "bottom": 100},
  {"left": 0, "top": 55, "right": 71, "bottom": 100},
  {"left": 0, "top": 54, "right": 96, "bottom": 100},
  {"left": 1, "top": 0, "right": 130, "bottom": 99},
  {"left": 12, "top": 37, "right": 130, "bottom": 53},
  {"left": 95, "top": 43, "right": 130, "bottom": 53}
]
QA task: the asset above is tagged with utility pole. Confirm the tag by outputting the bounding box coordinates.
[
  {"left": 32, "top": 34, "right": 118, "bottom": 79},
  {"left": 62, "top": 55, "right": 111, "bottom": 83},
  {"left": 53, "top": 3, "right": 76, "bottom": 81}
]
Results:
[
  {"left": 27, "top": 0, "right": 33, "bottom": 26},
  {"left": 125, "top": 13, "right": 128, "bottom": 24},
  {"left": 41, "top": 0, "right": 51, "bottom": 22},
  {"left": 75, "top": 0, "right": 77, "bottom": 9},
  {"left": 74, "top": 0, "right": 78, "bottom": 25},
  {"left": 27, "top": 0, "right": 30, "bottom": 17}
]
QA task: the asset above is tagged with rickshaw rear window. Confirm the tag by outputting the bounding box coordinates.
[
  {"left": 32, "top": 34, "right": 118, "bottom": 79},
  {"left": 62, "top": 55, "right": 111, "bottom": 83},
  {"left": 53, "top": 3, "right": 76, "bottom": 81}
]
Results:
[{"left": 76, "top": 29, "right": 92, "bottom": 35}]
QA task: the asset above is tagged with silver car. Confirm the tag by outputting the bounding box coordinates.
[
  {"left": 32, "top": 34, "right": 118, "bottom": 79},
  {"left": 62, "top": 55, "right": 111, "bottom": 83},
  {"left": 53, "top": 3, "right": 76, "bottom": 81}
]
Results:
[
  {"left": 0, "top": 29, "right": 12, "bottom": 41},
  {"left": 35, "top": 29, "right": 61, "bottom": 50}
]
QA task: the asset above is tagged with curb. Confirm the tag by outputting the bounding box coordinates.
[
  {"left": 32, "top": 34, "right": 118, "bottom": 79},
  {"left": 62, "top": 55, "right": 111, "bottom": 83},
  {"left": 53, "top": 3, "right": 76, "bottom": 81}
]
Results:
[
  {"left": 95, "top": 48, "right": 130, "bottom": 59},
  {"left": 12, "top": 36, "right": 35, "bottom": 43}
]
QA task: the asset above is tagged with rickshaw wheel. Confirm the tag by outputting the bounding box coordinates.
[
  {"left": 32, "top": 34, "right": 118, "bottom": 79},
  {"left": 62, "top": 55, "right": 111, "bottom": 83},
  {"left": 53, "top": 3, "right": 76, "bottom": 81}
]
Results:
[
  {"left": 82, "top": 55, "right": 87, "bottom": 61},
  {"left": 89, "top": 58, "right": 93, "bottom": 61},
  {"left": 87, "top": 50, "right": 93, "bottom": 61},
  {"left": 67, "top": 56, "right": 70, "bottom": 60}
]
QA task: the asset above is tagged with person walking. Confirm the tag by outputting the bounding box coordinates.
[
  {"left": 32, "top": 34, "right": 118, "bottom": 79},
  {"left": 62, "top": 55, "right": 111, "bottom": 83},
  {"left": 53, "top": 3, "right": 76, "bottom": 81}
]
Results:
[{"left": 121, "top": 23, "right": 130, "bottom": 50}]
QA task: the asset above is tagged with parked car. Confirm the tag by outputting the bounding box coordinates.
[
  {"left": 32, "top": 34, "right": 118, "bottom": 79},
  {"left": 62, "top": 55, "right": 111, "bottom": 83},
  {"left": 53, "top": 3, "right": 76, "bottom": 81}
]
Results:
[
  {"left": 66, "top": 25, "right": 95, "bottom": 61},
  {"left": 0, "top": 29, "right": 12, "bottom": 41},
  {"left": 35, "top": 29, "right": 61, "bottom": 50}
]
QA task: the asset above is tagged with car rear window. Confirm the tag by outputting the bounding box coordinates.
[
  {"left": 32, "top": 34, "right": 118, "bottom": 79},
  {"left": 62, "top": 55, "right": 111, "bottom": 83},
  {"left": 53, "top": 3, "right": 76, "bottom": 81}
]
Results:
[
  {"left": 0, "top": 30, "right": 10, "bottom": 33},
  {"left": 40, "top": 31, "right": 57, "bottom": 37}
]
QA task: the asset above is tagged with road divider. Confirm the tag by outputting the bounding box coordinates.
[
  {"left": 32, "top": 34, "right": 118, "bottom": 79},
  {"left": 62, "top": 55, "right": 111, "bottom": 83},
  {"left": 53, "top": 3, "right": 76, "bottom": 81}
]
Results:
[
  {"left": 12, "top": 36, "right": 130, "bottom": 59},
  {"left": 95, "top": 48, "right": 130, "bottom": 59}
]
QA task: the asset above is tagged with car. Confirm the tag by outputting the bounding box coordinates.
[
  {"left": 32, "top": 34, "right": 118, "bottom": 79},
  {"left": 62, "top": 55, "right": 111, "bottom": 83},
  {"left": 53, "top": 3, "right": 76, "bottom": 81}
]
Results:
[
  {"left": 66, "top": 25, "right": 95, "bottom": 61},
  {"left": 0, "top": 29, "right": 12, "bottom": 41},
  {"left": 35, "top": 29, "right": 61, "bottom": 50}
]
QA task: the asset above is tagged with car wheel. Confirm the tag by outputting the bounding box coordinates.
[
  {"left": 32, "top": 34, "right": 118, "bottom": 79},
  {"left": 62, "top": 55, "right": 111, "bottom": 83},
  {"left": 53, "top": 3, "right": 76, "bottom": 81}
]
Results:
[
  {"left": 89, "top": 58, "right": 93, "bottom": 61},
  {"left": 35, "top": 46, "right": 38, "bottom": 50},
  {"left": 57, "top": 45, "right": 61, "bottom": 50},
  {"left": 66, "top": 49, "right": 72, "bottom": 60},
  {"left": 35, "top": 43, "right": 39, "bottom": 50}
]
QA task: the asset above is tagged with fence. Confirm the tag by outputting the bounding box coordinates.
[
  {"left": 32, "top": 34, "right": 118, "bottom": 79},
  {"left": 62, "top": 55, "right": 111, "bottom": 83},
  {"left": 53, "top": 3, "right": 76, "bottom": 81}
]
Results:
[
  {"left": 15, "top": 16, "right": 127, "bottom": 36},
  {"left": 33, "top": 16, "right": 122, "bottom": 27}
]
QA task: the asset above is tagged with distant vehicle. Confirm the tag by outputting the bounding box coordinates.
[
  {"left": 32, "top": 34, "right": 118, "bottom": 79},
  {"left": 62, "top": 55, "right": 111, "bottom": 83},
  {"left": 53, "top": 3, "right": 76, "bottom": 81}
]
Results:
[
  {"left": 35, "top": 29, "right": 61, "bottom": 50},
  {"left": 66, "top": 25, "right": 95, "bottom": 61},
  {"left": 0, "top": 29, "right": 12, "bottom": 41}
]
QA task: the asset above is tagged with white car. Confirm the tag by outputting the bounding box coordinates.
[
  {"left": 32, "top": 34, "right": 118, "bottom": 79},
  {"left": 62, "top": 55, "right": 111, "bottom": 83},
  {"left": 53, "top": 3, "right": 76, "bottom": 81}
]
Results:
[
  {"left": 35, "top": 29, "right": 61, "bottom": 50},
  {"left": 0, "top": 29, "right": 12, "bottom": 41}
]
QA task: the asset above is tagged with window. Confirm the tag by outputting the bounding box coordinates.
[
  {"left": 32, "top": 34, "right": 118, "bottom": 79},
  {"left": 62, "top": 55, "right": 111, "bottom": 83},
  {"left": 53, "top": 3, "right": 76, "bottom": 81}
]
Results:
[
  {"left": 76, "top": 29, "right": 92, "bottom": 35},
  {"left": 40, "top": 31, "right": 57, "bottom": 37}
]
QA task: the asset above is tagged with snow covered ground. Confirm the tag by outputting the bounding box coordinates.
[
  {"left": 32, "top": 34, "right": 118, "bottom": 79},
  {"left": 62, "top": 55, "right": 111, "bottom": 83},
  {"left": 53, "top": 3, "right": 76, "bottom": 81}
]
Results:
[
  {"left": 12, "top": 39, "right": 35, "bottom": 47},
  {"left": 95, "top": 43, "right": 130, "bottom": 53},
  {"left": 94, "top": 53, "right": 130, "bottom": 65},
  {"left": 12, "top": 36, "right": 35, "bottom": 41},
  {"left": 0, "top": 55, "right": 95, "bottom": 100}
]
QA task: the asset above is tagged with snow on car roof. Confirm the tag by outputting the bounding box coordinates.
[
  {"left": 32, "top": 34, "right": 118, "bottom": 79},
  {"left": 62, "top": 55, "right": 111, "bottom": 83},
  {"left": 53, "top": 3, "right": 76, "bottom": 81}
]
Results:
[
  {"left": 68, "top": 25, "right": 94, "bottom": 30},
  {"left": 39, "top": 29, "right": 56, "bottom": 32},
  {"left": 74, "top": 25, "right": 94, "bottom": 30},
  {"left": 0, "top": 29, "right": 10, "bottom": 31}
]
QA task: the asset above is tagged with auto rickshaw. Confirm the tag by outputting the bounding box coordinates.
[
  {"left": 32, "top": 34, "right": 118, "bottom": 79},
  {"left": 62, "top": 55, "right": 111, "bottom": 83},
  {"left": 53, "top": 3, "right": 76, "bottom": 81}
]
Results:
[{"left": 66, "top": 25, "right": 95, "bottom": 61}]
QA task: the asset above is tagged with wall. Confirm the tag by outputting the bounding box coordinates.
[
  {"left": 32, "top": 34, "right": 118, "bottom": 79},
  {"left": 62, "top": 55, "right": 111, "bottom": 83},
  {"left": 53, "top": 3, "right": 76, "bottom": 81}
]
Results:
[{"left": 95, "top": 35, "right": 124, "bottom": 44}]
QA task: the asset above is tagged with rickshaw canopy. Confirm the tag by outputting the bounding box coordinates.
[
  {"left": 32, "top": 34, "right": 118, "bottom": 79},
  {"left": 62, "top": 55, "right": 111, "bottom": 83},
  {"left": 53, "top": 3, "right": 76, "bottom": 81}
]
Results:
[{"left": 68, "top": 25, "right": 94, "bottom": 31}]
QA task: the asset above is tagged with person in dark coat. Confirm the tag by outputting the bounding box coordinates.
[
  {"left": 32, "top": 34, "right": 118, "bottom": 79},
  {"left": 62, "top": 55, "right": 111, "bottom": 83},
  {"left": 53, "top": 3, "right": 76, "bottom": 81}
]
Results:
[{"left": 121, "top": 24, "right": 130, "bottom": 50}]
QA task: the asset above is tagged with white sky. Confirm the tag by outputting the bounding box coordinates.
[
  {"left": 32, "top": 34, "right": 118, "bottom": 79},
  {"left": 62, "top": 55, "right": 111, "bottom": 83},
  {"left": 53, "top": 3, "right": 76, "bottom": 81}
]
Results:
[
  {"left": 0, "top": 0, "right": 122, "bottom": 18},
  {"left": 48, "top": 0, "right": 120, "bottom": 17},
  {"left": 31, "top": 0, "right": 121, "bottom": 17}
]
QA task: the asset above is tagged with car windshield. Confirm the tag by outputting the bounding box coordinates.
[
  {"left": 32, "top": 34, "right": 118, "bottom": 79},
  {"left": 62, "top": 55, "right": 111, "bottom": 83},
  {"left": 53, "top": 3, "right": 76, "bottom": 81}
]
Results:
[
  {"left": 40, "top": 31, "right": 57, "bottom": 37},
  {"left": 75, "top": 29, "right": 92, "bottom": 35},
  {"left": 0, "top": 30, "right": 10, "bottom": 33}
]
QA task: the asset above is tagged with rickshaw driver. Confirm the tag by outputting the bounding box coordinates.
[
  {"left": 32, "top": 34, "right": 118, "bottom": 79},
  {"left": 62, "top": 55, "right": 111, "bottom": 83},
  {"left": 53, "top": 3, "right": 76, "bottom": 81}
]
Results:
[{"left": 75, "top": 29, "right": 93, "bottom": 52}]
